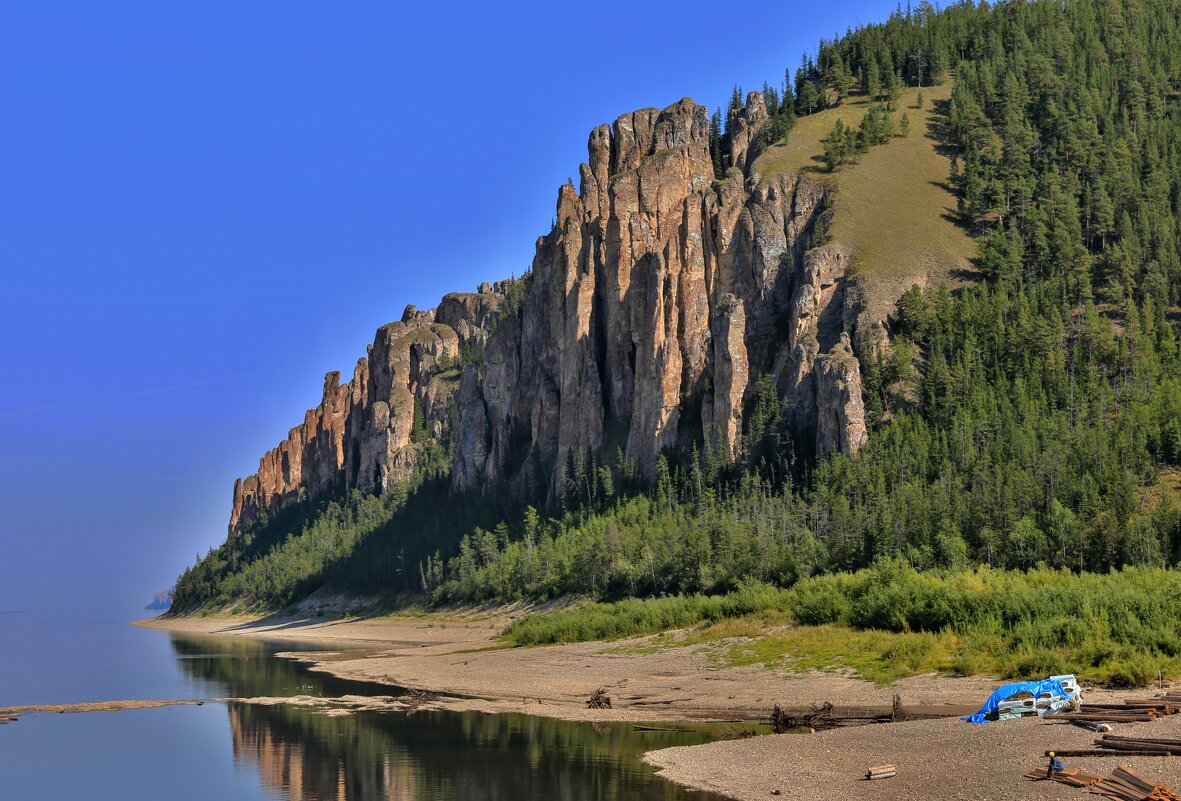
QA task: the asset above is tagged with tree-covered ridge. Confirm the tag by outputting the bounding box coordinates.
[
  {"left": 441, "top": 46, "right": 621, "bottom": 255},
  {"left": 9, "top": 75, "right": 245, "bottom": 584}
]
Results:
[
  {"left": 173, "top": 0, "right": 1181, "bottom": 614},
  {"left": 439, "top": 0, "right": 1181, "bottom": 593}
]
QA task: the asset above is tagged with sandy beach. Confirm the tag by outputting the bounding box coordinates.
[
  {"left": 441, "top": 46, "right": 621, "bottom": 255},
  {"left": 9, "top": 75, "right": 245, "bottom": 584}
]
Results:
[
  {"left": 139, "top": 611, "right": 997, "bottom": 721},
  {"left": 139, "top": 612, "right": 1181, "bottom": 800}
]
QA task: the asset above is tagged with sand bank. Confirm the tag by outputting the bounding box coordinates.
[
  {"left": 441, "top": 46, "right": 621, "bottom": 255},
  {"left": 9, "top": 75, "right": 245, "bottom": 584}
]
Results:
[
  {"left": 142, "top": 612, "right": 1177, "bottom": 800},
  {"left": 0, "top": 699, "right": 204, "bottom": 716},
  {"left": 140, "top": 612, "right": 997, "bottom": 722}
]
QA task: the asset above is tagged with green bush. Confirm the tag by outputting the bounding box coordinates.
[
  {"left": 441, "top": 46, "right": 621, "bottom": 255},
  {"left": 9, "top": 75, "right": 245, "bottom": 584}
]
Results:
[
  {"left": 504, "top": 582, "right": 791, "bottom": 646},
  {"left": 504, "top": 564, "right": 1181, "bottom": 685}
]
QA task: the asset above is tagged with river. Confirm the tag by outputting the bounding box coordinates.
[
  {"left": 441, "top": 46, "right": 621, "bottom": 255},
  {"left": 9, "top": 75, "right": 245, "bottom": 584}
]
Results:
[{"left": 0, "top": 610, "right": 727, "bottom": 800}]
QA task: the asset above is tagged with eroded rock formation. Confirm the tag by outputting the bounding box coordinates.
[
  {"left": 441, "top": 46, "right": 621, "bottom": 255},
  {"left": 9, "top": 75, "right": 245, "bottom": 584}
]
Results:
[{"left": 227, "top": 92, "right": 872, "bottom": 535}]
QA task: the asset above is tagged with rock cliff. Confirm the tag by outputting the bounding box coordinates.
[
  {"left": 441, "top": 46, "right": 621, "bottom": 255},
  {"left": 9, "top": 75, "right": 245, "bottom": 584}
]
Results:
[{"left": 227, "top": 93, "right": 871, "bottom": 536}]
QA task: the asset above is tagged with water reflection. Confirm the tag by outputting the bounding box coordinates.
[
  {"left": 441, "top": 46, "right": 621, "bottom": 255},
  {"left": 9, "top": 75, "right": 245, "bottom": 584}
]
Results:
[
  {"left": 169, "top": 634, "right": 725, "bottom": 801},
  {"left": 169, "top": 634, "right": 397, "bottom": 699}
]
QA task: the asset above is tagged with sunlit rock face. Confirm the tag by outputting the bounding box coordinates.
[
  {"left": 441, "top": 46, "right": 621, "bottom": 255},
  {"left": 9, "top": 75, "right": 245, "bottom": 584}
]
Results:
[{"left": 229, "top": 92, "right": 869, "bottom": 534}]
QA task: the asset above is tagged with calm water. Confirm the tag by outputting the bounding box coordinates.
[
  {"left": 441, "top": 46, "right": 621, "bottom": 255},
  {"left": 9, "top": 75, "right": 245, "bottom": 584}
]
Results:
[{"left": 0, "top": 611, "right": 726, "bottom": 800}]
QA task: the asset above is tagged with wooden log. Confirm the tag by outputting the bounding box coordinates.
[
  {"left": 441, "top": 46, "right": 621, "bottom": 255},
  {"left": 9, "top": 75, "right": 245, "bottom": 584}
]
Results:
[
  {"left": 1103, "top": 735, "right": 1181, "bottom": 747},
  {"left": 1098, "top": 743, "right": 1181, "bottom": 755},
  {"left": 1084, "top": 703, "right": 1164, "bottom": 711},
  {"left": 1045, "top": 750, "right": 1172, "bottom": 757},
  {"left": 1097, "top": 741, "right": 1181, "bottom": 755}
]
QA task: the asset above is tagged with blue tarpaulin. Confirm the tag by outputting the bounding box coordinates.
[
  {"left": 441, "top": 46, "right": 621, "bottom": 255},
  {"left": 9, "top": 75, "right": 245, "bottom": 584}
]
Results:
[{"left": 961, "top": 678, "right": 1070, "bottom": 724}]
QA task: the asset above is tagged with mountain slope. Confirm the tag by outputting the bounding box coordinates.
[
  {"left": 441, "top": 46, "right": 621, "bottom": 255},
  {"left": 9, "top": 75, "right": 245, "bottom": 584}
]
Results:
[{"left": 173, "top": 0, "right": 1181, "bottom": 613}]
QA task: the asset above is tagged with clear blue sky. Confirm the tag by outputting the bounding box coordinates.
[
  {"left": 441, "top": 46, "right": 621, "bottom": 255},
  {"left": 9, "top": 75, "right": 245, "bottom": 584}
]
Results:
[{"left": 0, "top": 0, "right": 901, "bottom": 611}]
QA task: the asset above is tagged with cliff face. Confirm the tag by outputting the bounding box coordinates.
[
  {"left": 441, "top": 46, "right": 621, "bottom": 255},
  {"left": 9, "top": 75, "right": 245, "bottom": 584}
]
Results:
[{"left": 227, "top": 93, "right": 870, "bottom": 536}]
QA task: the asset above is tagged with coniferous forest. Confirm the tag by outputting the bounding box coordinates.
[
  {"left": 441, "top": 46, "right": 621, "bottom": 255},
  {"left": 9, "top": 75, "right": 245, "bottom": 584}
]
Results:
[{"left": 173, "top": 0, "right": 1181, "bottom": 645}]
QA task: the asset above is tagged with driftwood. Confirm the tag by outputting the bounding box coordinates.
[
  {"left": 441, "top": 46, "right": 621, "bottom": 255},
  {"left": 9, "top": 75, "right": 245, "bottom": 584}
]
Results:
[
  {"left": 891, "top": 694, "right": 909, "bottom": 722},
  {"left": 400, "top": 689, "right": 439, "bottom": 711},
  {"left": 771, "top": 701, "right": 836, "bottom": 732},
  {"left": 587, "top": 687, "right": 612, "bottom": 709},
  {"left": 770, "top": 699, "right": 917, "bottom": 732}
]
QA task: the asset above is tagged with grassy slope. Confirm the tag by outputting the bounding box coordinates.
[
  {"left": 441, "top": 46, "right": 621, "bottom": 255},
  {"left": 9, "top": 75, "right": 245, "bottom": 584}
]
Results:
[{"left": 756, "top": 83, "right": 978, "bottom": 324}]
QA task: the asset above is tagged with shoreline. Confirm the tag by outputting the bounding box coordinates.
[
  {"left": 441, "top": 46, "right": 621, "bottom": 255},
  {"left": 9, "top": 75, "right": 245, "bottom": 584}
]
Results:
[
  {"left": 137, "top": 611, "right": 993, "bottom": 723},
  {"left": 0, "top": 699, "right": 203, "bottom": 716},
  {"left": 140, "top": 612, "right": 1181, "bottom": 800}
]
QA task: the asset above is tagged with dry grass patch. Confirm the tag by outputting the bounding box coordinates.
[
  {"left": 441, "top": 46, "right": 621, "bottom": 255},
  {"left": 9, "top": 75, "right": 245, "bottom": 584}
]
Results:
[
  {"left": 610, "top": 618, "right": 960, "bottom": 686},
  {"left": 1141, "top": 470, "right": 1181, "bottom": 513},
  {"left": 755, "top": 83, "right": 978, "bottom": 324}
]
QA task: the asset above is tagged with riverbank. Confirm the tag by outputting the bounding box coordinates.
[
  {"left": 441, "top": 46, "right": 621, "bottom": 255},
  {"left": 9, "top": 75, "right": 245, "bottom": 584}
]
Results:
[
  {"left": 139, "top": 611, "right": 995, "bottom": 722},
  {"left": 645, "top": 713, "right": 1181, "bottom": 800},
  {"left": 141, "top": 612, "right": 1181, "bottom": 800}
]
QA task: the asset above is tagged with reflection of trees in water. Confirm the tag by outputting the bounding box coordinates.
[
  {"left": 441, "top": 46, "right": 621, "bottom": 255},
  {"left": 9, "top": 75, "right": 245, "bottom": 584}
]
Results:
[
  {"left": 172, "top": 635, "right": 722, "bottom": 801},
  {"left": 229, "top": 704, "right": 424, "bottom": 801},
  {"left": 228, "top": 703, "right": 722, "bottom": 801},
  {"left": 169, "top": 635, "right": 393, "bottom": 700}
]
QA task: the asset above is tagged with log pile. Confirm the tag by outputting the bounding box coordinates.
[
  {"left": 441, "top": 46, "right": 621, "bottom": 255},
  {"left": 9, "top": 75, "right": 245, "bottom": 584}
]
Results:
[
  {"left": 1088, "top": 765, "right": 1181, "bottom": 801},
  {"left": 1094, "top": 736, "right": 1181, "bottom": 756},
  {"left": 1024, "top": 764, "right": 1181, "bottom": 800},
  {"left": 1023, "top": 767, "right": 1105, "bottom": 786},
  {"left": 1055, "top": 695, "right": 1181, "bottom": 724},
  {"left": 1044, "top": 734, "right": 1181, "bottom": 759}
]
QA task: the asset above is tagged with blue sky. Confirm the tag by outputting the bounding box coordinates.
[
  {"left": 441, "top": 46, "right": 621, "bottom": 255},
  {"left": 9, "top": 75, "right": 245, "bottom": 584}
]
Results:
[{"left": 0, "top": 0, "right": 902, "bottom": 611}]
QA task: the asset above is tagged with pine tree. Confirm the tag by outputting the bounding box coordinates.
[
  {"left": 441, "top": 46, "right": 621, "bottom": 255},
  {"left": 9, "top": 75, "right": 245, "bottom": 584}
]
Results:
[
  {"left": 865, "top": 59, "right": 881, "bottom": 102},
  {"left": 823, "top": 119, "right": 851, "bottom": 170},
  {"left": 886, "top": 70, "right": 903, "bottom": 111},
  {"left": 797, "top": 79, "right": 819, "bottom": 116},
  {"left": 709, "top": 110, "right": 725, "bottom": 180}
]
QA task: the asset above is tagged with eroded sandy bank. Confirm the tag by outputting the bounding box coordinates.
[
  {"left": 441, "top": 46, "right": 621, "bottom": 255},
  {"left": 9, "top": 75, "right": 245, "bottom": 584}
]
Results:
[
  {"left": 139, "top": 612, "right": 997, "bottom": 722},
  {"left": 140, "top": 612, "right": 1178, "bottom": 800}
]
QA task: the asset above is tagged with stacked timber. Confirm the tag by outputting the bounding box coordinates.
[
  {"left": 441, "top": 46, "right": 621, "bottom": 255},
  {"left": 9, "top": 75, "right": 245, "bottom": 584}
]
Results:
[
  {"left": 1088, "top": 765, "right": 1181, "bottom": 801},
  {"left": 1023, "top": 767, "right": 1105, "bottom": 786},
  {"left": 1025, "top": 765, "right": 1181, "bottom": 799},
  {"left": 1054, "top": 697, "right": 1181, "bottom": 724}
]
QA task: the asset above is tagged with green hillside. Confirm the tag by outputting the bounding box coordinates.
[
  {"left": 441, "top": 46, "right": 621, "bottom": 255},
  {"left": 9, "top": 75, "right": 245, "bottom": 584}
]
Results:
[
  {"left": 174, "top": 0, "right": 1181, "bottom": 665},
  {"left": 757, "top": 80, "right": 978, "bottom": 326}
]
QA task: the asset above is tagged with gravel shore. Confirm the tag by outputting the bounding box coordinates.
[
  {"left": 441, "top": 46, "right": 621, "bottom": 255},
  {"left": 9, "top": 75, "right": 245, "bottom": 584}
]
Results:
[{"left": 646, "top": 714, "right": 1181, "bottom": 800}]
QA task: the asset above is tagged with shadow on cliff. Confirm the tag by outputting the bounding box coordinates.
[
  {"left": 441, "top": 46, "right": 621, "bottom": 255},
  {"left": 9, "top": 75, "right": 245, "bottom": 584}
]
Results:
[{"left": 253, "top": 472, "right": 532, "bottom": 615}]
